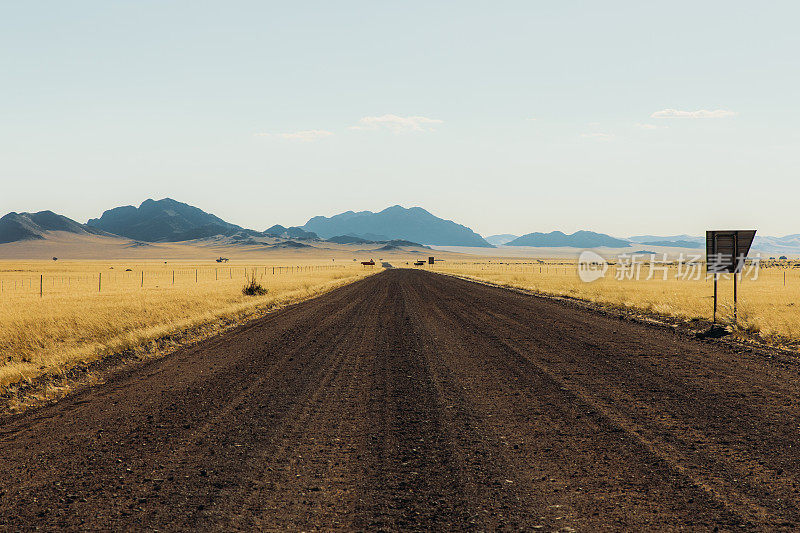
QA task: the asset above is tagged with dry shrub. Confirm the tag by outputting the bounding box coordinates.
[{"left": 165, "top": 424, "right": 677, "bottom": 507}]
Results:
[{"left": 242, "top": 269, "right": 268, "bottom": 296}]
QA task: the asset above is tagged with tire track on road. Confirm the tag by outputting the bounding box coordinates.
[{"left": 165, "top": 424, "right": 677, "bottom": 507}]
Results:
[
  {"left": 2, "top": 269, "right": 800, "bottom": 531},
  {"left": 420, "top": 271, "right": 800, "bottom": 530}
]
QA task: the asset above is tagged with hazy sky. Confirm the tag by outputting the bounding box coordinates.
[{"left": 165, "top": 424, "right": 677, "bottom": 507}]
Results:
[{"left": 1, "top": 1, "right": 798, "bottom": 237}]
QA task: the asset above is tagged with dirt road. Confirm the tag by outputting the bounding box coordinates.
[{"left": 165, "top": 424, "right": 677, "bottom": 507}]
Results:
[{"left": 2, "top": 269, "right": 800, "bottom": 531}]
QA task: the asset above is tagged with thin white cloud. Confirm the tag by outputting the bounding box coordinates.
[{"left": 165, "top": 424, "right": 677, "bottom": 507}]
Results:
[
  {"left": 255, "top": 130, "right": 334, "bottom": 142},
  {"left": 651, "top": 108, "right": 737, "bottom": 119},
  {"left": 635, "top": 123, "right": 660, "bottom": 130},
  {"left": 580, "top": 132, "right": 615, "bottom": 141},
  {"left": 350, "top": 114, "right": 443, "bottom": 133}
]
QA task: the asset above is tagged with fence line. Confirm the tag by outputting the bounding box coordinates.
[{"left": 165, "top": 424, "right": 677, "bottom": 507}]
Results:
[{"left": 0, "top": 264, "right": 351, "bottom": 297}]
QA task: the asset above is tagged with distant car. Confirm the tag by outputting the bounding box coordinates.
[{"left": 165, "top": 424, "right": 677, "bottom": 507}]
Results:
[{"left": 361, "top": 260, "right": 375, "bottom": 266}]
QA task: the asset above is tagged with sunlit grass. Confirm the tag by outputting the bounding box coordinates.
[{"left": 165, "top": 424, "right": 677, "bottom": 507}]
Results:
[
  {"left": 432, "top": 260, "right": 800, "bottom": 349},
  {"left": 0, "top": 260, "right": 379, "bottom": 387}
]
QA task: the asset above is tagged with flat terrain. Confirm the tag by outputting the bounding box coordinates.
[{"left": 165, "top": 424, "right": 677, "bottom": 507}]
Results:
[
  {"left": 2, "top": 269, "right": 800, "bottom": 530},
  {"left": 0, "top": 261, "right": 376, "bottom": 388},
  {"left": 433, "top": 260, "right": 800, "bottom": 347}
]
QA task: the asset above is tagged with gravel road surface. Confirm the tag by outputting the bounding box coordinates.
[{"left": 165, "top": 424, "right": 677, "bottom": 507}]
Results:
[{"left": 2, "top": 269, "right": 799, "bottom": 531}]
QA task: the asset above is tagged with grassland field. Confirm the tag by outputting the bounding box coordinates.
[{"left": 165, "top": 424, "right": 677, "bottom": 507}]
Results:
[
  {"left": 4, "top": 254, "right": 799, "bottom": 397},
  {"left": 0, "top": 259, "right": 381, "bottom": 390},
  {"left": 431, "top": 259, "right": 800, "bottom": 351}
]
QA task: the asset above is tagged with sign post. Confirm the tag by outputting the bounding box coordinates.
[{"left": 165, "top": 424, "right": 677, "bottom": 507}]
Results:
[
  {"left": 706, "top": 230, "right": 756, "bottom": 325},
  {"left": 713, "top": 273, "right": 718, "bottom": 323}
]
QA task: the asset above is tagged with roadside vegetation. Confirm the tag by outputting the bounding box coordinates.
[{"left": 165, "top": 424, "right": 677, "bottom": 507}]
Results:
[
  {"left": 242, "top": 269, "right": 269, "bottom": 295},
  {"left": 433, "top": 260, "right": 800, "bottom": 350},
  {"left": 0, "top": 260, "right": 379, "bottom": 388}
]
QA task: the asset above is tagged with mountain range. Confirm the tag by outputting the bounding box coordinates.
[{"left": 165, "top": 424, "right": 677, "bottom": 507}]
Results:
[
  {"left": 0, "top": 211, "right": 110, "bottom": 244},
  {"left": 0, "top": 200, "right": 494, "bottom": 249},
  {"left": 628, "top": 234, "right": 703, "bottom": 244},
  {"left": 264, "top": 225, "right": 318, "bottom": 240},
  {"left": 87, "top": 198, "right": 248, "bottom": 242},
  {"left": 302, "top": 206, "right": 493, "bottom": 247},
  {"left": 506, "top": 231, "right": 631, "bottom": 248},
  {"left": 628, "top": 233, "right": 800, "bottom": 254},
  {"left": 0, "top": 199, "right": 798, "bottom": 253}
]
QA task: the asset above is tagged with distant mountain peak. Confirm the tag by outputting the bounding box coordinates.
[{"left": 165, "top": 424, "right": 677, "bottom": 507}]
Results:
[
  {"left": 506, "top": 230, "right": 630, "bottom": 248},
  {"left": 303, "top": 205, "right": 493, "bottom": 247},
  {"left": 484, "top": 234, "right": 519, "bottom": 246},
  {"left": 265, "top": 224, "right": 318, "bottom": 240},
  {"left": 87, "top": 198, "right": 242, "bottom": 242},
  {"left": 0, "top": 210, "right": 109, "bottom": 244}
]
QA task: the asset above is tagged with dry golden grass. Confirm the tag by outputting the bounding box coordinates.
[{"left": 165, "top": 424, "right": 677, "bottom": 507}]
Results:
[
  {"left": 432, "top": 260, "right": 800, "bottom": 349},
  {"left": 0, "top": 259, "right": 379, "bottom": 388}
]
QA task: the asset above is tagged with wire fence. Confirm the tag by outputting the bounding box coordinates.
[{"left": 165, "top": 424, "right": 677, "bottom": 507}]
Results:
[
  {"left": 0, "top": 264, "right": 353, "bottom": 298},
  {"left": 431, "top": 260, "right": 800, "bottom": 285}
]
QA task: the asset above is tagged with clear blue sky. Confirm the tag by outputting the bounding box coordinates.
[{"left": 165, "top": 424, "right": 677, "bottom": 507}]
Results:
[{"left": 1, "top": 1, "right": 797, "bottom": 237}]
